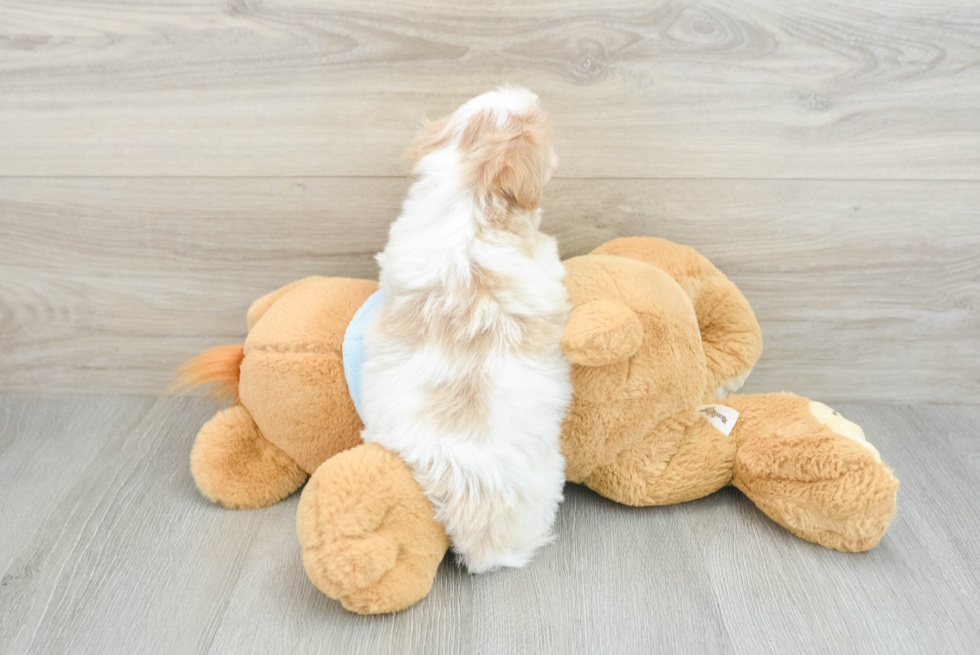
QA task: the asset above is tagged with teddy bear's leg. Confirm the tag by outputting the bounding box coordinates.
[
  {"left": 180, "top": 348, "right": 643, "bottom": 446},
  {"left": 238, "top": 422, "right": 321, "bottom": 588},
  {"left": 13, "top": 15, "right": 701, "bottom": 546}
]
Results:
[
  {"left": 296, "top": 443, "right": 449, "bottom": 615},
  {"left": 694, "top": 279, "right": 764, "bottom": 400},
  {"left": 191, "top": 404, "right": 308, "bottom": 509},
  {"left": 725, "top": 393, "right": 899, "bottom": 552},
  {"left": 584, "top": 408, "right": 738, "bottom": 506},
  {"left": 588, "top": 237, "right": 764, "bottom": 399}
]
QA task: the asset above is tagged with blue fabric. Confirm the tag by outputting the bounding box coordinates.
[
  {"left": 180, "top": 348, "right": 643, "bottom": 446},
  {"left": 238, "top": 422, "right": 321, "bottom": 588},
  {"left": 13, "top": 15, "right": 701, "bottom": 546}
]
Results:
[{"left": 342, "top": 289, "right": 386, "bottom": 420}]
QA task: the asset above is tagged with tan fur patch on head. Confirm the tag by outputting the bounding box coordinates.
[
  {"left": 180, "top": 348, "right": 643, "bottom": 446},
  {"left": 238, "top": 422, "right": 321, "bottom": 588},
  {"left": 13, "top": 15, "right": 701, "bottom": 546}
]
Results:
[
  {"left": 460, "top": 105, "right": 551, "bottom": 211},
  {"left": 406, "top": 99, "right": 553, "bottom": 212}
]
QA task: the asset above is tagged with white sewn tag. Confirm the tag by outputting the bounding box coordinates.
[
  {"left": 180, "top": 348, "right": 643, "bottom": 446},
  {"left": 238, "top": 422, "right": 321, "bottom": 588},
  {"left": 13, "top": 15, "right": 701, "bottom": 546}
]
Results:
[{"left": 697, "top": 404, "right": 740, "bottom": 436}]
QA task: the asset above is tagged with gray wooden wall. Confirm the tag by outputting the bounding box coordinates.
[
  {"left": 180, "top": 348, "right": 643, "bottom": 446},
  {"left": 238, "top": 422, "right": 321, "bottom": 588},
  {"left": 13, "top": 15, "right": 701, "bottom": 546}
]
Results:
[{"left": 2, "top": 0, "right": 978, "bottom": 403}]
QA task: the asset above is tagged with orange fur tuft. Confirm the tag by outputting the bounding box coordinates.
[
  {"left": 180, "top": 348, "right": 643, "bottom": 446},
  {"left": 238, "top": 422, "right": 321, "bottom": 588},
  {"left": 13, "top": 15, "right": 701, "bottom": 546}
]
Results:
[{"left": 169, "top": 344, "right": 245, "bottom": 402}]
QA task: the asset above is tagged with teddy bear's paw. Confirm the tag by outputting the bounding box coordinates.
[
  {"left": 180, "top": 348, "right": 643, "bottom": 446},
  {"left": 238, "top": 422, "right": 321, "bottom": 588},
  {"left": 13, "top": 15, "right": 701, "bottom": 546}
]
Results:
[
  {"left": 733, "top": 406, "right": 898, "bottom": 552},
  {"left": 714, "top": 368, "right": 753, "bottom": 399},
  {"left": 808, "top": 401, "right": 882, "bottom": 462},
  {"left": 296, "top": 444, "right": 450, "bottom": 614},
  {"left": 191, "top": 405, "right": 308, "bottom": 509}
]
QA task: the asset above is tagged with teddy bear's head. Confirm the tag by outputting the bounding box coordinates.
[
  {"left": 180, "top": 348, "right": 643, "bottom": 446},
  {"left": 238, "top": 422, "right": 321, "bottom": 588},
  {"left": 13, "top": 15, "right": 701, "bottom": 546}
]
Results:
[{"left": 558, "top": 253, "right": 709, "bottom": 482}]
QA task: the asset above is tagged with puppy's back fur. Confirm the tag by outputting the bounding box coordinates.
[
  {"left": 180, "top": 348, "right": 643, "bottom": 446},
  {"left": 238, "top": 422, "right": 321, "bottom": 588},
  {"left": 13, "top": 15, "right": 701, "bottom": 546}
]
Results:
[{"left": 360, "top": 88, "right": 572, "bottom": 572}]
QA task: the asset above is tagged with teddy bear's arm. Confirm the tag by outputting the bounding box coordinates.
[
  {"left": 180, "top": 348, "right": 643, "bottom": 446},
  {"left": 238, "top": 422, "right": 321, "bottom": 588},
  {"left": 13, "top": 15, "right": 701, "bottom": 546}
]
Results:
[{"left": 561, "top": 299, "right": 644, "bottom": 367}]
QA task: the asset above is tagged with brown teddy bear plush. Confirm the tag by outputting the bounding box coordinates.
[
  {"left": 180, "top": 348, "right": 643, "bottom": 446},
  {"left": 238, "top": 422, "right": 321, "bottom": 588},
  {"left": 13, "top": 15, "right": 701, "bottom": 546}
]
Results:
[{"left": 175, "top": 237, "right": 899, "bottom": 615}]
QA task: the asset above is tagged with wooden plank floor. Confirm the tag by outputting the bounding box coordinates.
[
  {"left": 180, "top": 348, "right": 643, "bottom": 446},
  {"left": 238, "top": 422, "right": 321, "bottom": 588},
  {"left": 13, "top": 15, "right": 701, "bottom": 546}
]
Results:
[{"left": 1, "top": 395, "right": 977, "bottom": 655}]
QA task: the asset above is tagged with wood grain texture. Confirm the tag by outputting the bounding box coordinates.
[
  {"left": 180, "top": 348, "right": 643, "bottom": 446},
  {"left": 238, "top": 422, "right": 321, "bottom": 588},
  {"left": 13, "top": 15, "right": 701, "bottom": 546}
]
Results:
[
  {"left": 1, "top": 395, "right": 978, "bottom": 654},
  {"left": 1, "top": 177, "right": 977, "bottom": 402},
  {"left": 2, "top": 0, "right": 979, "bottom": 178},
  {"left": 3, "top": 2, "right": 976, "bottom": 651}
]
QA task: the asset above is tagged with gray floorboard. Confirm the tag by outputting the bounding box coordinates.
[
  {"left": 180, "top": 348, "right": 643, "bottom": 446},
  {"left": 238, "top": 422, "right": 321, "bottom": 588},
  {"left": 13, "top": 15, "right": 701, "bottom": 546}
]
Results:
[{"left": 0, "top": 396, "right": 976, "bottom": 655}]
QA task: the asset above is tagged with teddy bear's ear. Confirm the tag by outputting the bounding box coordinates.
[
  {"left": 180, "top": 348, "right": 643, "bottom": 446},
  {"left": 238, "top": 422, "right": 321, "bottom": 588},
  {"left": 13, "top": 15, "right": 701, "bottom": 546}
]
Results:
[{"left": 561, "top": 300, "right": 644, "bottom": 367}]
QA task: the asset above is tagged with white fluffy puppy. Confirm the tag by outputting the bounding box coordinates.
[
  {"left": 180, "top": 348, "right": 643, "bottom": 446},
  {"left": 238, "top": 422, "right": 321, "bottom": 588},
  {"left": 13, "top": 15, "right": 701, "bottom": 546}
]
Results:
[{"left": 360, "top": 87, "right": 572, "bottom": 573}]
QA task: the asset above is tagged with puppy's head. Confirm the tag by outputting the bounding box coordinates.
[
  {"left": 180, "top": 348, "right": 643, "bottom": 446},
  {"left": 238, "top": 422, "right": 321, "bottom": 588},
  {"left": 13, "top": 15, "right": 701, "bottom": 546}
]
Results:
[{"left": 407, "top": 87, "right": 558, "bottom": 211}]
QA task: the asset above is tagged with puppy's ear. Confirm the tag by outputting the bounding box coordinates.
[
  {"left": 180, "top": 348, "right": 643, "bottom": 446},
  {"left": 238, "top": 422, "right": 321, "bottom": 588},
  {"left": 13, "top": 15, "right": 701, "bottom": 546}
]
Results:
[
  {"left": 492, "top": 133, "right": 545, "bottom": 210},
  {"left": 405, "top": 116, "right": 451, "bottom": 175},
  {"left": 561, "top": 300, "right": 644, "bottom": 367},
  {"left": 468, "top": 110, "right": 550, "bottom": 210}
]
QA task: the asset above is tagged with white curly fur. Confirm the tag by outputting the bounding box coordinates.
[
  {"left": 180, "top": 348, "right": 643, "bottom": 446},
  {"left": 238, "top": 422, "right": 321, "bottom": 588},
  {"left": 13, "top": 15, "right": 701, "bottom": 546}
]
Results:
[{"left": 359, "top": 88, "right": 571, "bottom": 572}]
